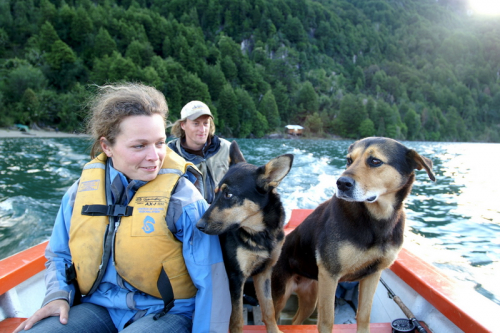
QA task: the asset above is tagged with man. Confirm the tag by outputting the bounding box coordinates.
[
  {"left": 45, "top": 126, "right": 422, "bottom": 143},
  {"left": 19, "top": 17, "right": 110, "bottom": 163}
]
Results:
[{"left": 168, "top": 101, "right": 232, "bottom": 204}]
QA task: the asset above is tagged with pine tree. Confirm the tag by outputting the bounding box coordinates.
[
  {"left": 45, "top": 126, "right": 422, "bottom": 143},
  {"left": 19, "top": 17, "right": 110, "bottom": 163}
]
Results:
[
  {"left": 338, "top": 94, "right": 367, "bottom": 138},
  {"left": 259, "top": 90, "right": 280, "bottom": 130},
  {"left": 94, "top": 28, "right": 117, "bottom": 58},
  {"left": 39, "top": 22, "right": 60, "bottom": 53},
  {"left": 218, "top": 84, "right": 239, "bottom": 136},
  {"left": 47, "top": 40, "right": 76, "bottom": 70}
]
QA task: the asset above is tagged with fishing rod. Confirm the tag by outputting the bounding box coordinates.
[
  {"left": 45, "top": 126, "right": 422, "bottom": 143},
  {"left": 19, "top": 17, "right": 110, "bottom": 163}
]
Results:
[{"left": 379, "top": 277, "right": 428, "bottom": 333}]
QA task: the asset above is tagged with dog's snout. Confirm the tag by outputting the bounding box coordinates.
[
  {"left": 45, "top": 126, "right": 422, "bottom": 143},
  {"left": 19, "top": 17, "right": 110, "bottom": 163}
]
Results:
[
  {"left": 196, "top": 220, "right": 207, "bottom": 232},
  {"left": 336, "top": 176, "right": 354, "bottom": 192}
]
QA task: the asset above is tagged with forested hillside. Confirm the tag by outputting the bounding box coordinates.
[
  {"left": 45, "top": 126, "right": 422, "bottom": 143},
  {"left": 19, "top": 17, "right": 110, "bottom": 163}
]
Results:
[{"left": 1, "top": 0, "right": 499, "bottom": 141}]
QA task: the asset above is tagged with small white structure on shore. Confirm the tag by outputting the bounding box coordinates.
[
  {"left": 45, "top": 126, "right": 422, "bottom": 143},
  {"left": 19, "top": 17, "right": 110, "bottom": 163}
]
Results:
[{"left": 285, "top": 125, "right": 304, "bottom": 136}]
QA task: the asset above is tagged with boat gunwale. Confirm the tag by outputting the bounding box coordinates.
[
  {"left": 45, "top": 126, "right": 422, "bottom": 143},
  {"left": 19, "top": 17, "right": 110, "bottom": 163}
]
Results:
[{"left": 0, "top": 241, "right": 47, "bottom": 295}]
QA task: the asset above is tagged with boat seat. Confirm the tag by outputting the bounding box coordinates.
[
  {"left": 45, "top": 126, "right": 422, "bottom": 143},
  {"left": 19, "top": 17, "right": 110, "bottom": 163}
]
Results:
[{"left": 0, "top": 317, "right": 26, "bottom": 331}]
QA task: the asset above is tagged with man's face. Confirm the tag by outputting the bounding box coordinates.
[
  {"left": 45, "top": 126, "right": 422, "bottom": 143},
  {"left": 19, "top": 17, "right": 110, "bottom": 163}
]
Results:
[{"left": 181, "top": 115, "right": 211, "bottom": 150}]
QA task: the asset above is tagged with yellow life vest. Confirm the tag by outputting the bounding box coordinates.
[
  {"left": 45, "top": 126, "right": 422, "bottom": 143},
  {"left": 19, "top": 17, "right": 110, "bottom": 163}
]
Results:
[{"left": 69, "top": 148, "right": 197, "bottom": 300}]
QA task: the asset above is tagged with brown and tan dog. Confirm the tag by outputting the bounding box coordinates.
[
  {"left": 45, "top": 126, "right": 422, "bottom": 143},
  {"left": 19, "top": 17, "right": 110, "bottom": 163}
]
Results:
[
  {"left": 197, "top": 141, "right": 293, "bottom": 333},
  {"left": 271, "top": 137, "right": 435, "bottom": 333}
]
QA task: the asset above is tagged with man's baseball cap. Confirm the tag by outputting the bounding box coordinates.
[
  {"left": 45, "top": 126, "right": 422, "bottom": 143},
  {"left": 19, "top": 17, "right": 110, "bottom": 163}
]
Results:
[{"left": 180, "top": 101, "right": 213, "bottom": 121}]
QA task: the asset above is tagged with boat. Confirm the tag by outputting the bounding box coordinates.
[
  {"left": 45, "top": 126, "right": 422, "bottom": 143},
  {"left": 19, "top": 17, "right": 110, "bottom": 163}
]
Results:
[{"left": 1, "top": 209, "right": 500, "bottom": 332}]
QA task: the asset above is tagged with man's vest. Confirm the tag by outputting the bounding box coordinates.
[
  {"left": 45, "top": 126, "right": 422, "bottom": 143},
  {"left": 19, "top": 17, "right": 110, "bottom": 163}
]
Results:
[{"left": 68, "top": 149, "right": 197, "bottom": 302}]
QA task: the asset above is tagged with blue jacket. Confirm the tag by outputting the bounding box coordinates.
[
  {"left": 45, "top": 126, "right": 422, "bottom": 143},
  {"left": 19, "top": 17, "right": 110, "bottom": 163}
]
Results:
[{"left": 42, "top": 160, "right": 231, "bottom": 332}]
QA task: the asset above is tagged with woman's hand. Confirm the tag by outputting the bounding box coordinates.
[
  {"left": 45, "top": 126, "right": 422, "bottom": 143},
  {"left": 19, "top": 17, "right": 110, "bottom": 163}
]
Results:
[{"left": 13, "top": 299, "right": 70, "bottom": 332}]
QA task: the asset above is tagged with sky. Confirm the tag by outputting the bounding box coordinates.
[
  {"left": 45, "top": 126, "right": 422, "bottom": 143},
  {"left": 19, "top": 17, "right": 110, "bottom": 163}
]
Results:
[{"left": 468, "top": 0, "right": 500, "bottom": 16}]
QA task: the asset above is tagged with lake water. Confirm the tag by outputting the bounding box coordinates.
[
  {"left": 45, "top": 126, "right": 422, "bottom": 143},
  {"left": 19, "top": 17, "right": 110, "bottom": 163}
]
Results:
[{"left": 1, "top": 137, "right": 499, "bottom": 306}]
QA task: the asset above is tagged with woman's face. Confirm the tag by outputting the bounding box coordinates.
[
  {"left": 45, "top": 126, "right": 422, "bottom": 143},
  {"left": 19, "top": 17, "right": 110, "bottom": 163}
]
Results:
[{"left": 100, "top": 114, "right": 166, "bottom": 181}]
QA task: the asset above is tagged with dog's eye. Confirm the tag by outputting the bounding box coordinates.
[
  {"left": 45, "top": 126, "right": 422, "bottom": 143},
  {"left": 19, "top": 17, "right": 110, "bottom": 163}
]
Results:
[
  {"left": 224, "top": 192, "right": 233, "bottom": 199},
  {"left": 346, "top": 157, "right": 353, "bottom": 166},
  {"left": 368, "top": 157, "right": 383, "bottom": 167}
]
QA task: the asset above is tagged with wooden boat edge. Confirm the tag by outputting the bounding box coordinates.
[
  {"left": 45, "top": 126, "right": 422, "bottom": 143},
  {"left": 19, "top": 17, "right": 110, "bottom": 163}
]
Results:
[{"left": 0, "top": 241, "right": 47, "bottom": 295}]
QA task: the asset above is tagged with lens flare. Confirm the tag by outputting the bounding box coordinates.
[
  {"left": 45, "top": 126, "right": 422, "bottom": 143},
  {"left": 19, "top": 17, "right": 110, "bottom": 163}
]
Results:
[{"left": 469, "top": 0, "right": 500, "bottom": 16}]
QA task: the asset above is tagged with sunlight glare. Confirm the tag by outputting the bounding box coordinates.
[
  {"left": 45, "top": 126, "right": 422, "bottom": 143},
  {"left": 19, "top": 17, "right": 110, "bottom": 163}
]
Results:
[{"left": 469, "top": 0, "right": 500, "bottom": 16}]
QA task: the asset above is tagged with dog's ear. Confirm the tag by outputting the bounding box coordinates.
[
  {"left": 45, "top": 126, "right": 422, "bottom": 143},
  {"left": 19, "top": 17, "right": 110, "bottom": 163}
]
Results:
[
  {"left": 257, "top": 154, "right": 294, "bottom": 191},
  {"left": 407, "top": 150, "right": 436, "bottom": 181},
  {"left": 229, "top": 140, "right": 246, "bottom": 166}
]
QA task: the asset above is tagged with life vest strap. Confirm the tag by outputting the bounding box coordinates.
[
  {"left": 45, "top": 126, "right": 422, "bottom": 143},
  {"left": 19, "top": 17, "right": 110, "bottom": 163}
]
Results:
[
  {"left": 153, "top": 267, "right": 175, "bottom": 320},
  {"left": 65, "top": 263, "right": 82, "bottom": 304},
  {"left": 81, "top": 204, "right": 133, "bottom": 217},
  {"left": 66, "top": 263, "right": 77, "bottom": 282}
]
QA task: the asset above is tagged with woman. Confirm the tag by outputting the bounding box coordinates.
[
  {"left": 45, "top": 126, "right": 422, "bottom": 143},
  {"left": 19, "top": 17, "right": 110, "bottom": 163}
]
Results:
[{"left": 14, "top": 83, "right": 231, "bottom": 333}]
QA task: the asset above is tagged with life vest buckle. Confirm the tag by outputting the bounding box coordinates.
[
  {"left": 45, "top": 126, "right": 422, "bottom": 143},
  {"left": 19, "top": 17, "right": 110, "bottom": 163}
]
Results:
[
  {"left": 81, "top": 204, "right": 133, "bottom": 217},
  {"left": 110, "top": 205, "right": 133, "bottom": 217}
]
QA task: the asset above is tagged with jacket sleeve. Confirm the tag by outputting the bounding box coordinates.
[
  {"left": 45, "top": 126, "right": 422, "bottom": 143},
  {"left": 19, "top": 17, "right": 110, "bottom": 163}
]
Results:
[
  {"left": 42, "top": 181, "right": 79, "bottom": 307},
  {"left": 170, "top": 176, "right": 231, "bottom": 333}
]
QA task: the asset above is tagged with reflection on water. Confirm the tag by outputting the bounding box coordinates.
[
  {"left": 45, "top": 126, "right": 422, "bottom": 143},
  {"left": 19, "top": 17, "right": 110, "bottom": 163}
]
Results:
[{"left": 1, "top": 137, "right": 499, "bottom": 306}]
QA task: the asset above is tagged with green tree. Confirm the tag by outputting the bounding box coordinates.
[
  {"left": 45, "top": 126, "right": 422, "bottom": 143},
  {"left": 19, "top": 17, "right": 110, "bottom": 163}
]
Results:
[
  {"left": 404, "top": 108, "right": 421, "bottom": 140},
  {"left": 160, "top": 58, "right": 211, "bottom": 118},
  {"left": 2, "top": 63, "right": 47, "bottom": 103},
  {"left": 366, "top": 97, "right": 376, "bottom": 120},
  {"left": 273, "top": 81, "right": 290, "bottom": 124},
  {"left": 295, "top": 81, "right": 319, "bottom": 119},
  {"left": 39, "top": 21, "right": 60, "bottom": 53},
  {"left": 374, "top": 100, "right": 396, "bottom": 137},
  {"left": 11, "top": 1, "right": 35, "bottom": 44},
  {"left": 267, "top": 47, "right": 299, "bottom": 92},
  {"left": 351, "top": 66, "right": 365, "bottom": 91},
  {"left": 202, "top": 63, "right": 226, "bottom": 101},
  {"left": 444, "top": 107, "right": 468, "bottom": 141},
  {"left": 55, "top": 3, "right": 76, "bottom": 41},
  {"left": 21, "top": 88, "right": 41, "bottom": 124},
  {"left": 125, "top": 40, "right": 154, "bottom": 68},
  {"left": 238, "top": 60, "right": 264, "bottom": 94},
  {"left": 39, "top": 0, "right": 57, "bottom": 25},
  {"left": 70, "top": 7, "right": 93, "bottom": 45},
  {"left": 259, "top": 90, "right": 280, "bottom": 130},
  {"left": 140, "top": 66, "right": 162, "bottom": 89},
  {"left": 221, "top": 56, "right": 237, "bottom": 82},
  {"left": 235, "top": 88, "right": 257, "bottom": 138},
  {"left": 283, "top": 15, "right": 306, "bottom": 44},
  {"left": 218, "top": 84, "right": 239, "bottom": 135},
  {"left": 252, "top": 111, "right": 268, "bottom": 138},
  {"left": 46, "top": 40, "right": 76, "bottom": 70},
  {"left": 217, "top": 35, "right": 241, "bottom": 64},
  {"left": 359, "top": 118, "right": 375, "bottom": 138},
  {"left": 305, "top": 112, "right": 323, "bottom": 134},
  {"left": 94, "top": 28, "right": 117, "bottom": 58},
  {"left": 489, "top": 92, "right": 500, "bottom": 124},
  {"left": 338, "top": 94, "right": 367, "bottom": 138},
  {"left": 91, "top": 51, "right": 138, "bottom": 84},
  {"left": 0, "top": 1, "right": 13, "bottom": 35},
  {"left": 0, "top": 28, "right": 9, "bottom": 56}
]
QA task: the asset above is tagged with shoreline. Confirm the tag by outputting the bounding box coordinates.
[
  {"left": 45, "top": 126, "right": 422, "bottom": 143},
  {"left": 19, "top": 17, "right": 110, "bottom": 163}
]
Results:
[{"left": 0, "top": 128, "right": 90, "bottom": 139}]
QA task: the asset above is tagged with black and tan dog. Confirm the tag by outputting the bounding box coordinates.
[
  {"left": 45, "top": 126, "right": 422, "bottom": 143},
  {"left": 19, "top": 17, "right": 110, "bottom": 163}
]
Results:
[
  {"left": 196, "top": 141, "right": 293, "bottom": 333},
  {"left": 271, "top": 137, "right": 435, "bottom": 333}
]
